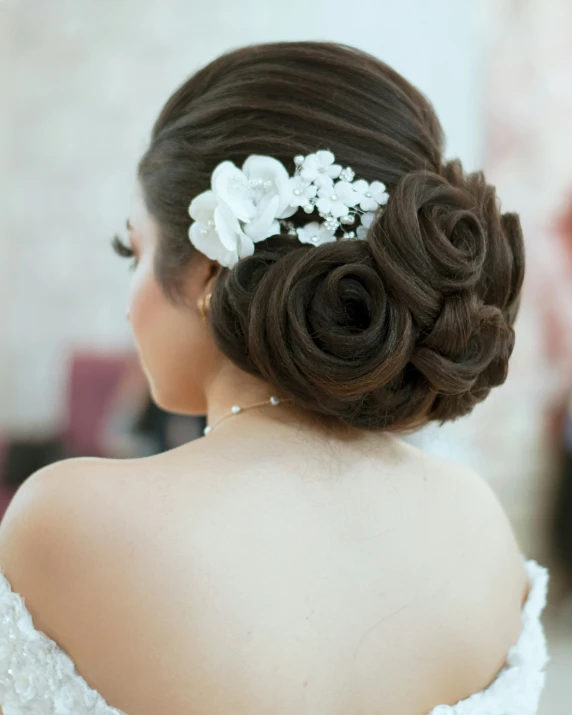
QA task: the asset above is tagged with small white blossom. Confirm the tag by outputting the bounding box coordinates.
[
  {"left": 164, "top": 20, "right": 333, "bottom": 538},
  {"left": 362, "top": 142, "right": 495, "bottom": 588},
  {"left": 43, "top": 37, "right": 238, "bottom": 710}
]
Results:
[
  {"left": 352, "top": 179, "right": 389, "bottom": 212},
  {"left": 356, "top": 211, "right": 376, "bottom": 239},
  {"left": 300, "top": 150, "right": 342, "bottom": 182},
  {"left": 296, "top": 222, "right": 337, "bottom": 246},
  {"left": 316, "top": 180, "right": 359, "bottom": 218},
  {"left": 289, "top": 175, "right": 317, "bottom": 207}
]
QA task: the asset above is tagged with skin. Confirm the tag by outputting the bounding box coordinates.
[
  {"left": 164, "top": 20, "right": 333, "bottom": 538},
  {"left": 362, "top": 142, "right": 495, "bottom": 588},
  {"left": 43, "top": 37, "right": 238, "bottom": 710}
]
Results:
[
  {"left": 0, "top": 182, "right": 529, "bottom": 715},
  {"left": 126, "top": 182, "right": 282, "bottom": 425}
]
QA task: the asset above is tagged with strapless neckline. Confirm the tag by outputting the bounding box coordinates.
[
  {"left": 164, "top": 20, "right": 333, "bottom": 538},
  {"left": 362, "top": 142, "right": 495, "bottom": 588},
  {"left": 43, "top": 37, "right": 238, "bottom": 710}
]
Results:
[{"left": 0, "top": 557, "right": 549, "bottom": 715}]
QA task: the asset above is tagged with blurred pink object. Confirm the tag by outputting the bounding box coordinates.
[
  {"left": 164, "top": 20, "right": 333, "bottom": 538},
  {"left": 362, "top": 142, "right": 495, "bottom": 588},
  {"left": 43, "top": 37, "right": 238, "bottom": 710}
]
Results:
[
  {"left": 63, "top": 351, "right": 139, "bottom": 457},
  {"left": 555, "top": 193, "right": 572, "bottom": 271}
]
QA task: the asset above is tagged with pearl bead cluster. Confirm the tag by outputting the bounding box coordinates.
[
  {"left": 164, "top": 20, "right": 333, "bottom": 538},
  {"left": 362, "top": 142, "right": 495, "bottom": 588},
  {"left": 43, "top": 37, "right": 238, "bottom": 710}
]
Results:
[
  {"left": 227, "top": 176, "right": 274, "bottom": 192},
  {"left": 243, "top": 177, "right": 274, "bottom": 191},
  {"left": 199, "top": 220, "right": 215, "bottom": 238},
  {"left": 280, "top": 152, "right": 388, "bottom": 243}
]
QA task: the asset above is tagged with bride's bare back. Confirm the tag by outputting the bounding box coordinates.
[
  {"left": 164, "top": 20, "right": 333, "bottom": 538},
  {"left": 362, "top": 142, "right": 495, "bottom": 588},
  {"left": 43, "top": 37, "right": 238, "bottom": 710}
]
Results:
[{"left": 21, "top": 421, "right": 526, "bottom": 715}]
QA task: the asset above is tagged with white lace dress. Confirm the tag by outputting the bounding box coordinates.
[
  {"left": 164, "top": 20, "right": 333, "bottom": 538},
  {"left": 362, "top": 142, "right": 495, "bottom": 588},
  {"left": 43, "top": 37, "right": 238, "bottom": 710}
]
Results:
[{"left": 0, "top": 559, "right": 549, "bottom": 715}]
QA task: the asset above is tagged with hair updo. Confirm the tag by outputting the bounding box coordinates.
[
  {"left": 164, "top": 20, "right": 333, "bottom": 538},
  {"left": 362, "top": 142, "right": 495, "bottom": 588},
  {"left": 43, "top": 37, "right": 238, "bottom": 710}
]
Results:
[{"left": 138, "top": 41, "right": 524, "bottom": 431}]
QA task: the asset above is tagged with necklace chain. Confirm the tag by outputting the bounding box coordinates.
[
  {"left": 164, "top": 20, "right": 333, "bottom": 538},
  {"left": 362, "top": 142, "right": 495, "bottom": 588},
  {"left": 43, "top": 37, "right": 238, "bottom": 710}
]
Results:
[{"left": 203, "top": 395, "right": 284, "bottom": 435}]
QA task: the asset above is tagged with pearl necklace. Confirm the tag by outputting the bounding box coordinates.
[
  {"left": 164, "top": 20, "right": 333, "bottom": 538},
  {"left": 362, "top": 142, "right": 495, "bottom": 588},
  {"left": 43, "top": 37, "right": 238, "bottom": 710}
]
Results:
[{"left": 203, "top": 395, "right": 284, "bottom": 435}]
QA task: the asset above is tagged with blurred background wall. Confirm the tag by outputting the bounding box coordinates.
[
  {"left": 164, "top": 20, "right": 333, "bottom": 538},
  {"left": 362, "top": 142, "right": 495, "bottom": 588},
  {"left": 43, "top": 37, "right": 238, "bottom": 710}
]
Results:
[{"left": 1, "top": 0, "right": 571, "bottom": 710}]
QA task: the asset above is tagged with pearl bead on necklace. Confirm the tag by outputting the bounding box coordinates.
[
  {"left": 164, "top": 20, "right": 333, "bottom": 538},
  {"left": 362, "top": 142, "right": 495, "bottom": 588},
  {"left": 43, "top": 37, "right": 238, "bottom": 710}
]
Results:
[{"left": 203, "top": 395, "right": 284, "bottom": 435}]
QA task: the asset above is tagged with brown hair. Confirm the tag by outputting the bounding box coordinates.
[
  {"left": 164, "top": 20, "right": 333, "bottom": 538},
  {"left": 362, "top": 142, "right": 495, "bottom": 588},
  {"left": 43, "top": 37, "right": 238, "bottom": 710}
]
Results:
[{"left": 136, "top": 41, "right": 524, "bottom": 431}]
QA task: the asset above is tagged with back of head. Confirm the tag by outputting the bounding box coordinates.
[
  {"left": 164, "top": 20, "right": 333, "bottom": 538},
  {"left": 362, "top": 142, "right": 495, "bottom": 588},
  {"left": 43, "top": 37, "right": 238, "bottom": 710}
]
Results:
[{"left": 138, "top": 41, "right": 524, "bottom": 431}]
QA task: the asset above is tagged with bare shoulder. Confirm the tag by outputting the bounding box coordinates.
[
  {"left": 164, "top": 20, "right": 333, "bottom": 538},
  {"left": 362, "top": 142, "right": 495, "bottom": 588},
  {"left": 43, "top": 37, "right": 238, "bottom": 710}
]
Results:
[
  {"left": 397, "top": 441, "right": 530, "bottom": 698},
  {"left": 0, "top": 447, "right": 207, "bottom": 588},
  {"left": 0, "top": 456, "right": 161, "bottom": 712},
  {"left": 0, "top": 457, "right": 111, "bottom": 566},
  {"left": 0, "top": 457, "right": 129, "bottom": 625},
  {"left": 0, "top": 452, "right": 177, "bottom": 592},
  {"left": 431, "top": 449, "right": 527, "bottom": 579},
  {"left": 0, "top": 456, "right": 130, "bottom": 555},
  {"left": 404, "top": 440, "right": 529, "bottom": 598}
]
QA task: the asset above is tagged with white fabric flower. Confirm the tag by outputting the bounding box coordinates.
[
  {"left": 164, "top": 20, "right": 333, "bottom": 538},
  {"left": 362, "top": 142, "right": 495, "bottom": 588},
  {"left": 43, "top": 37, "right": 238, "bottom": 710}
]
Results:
[
  {"left": 188, "top": 190, "right": 254, "bottom": 268},
  {"left": 289, "top": 175, "right": 317, "bottom": 207},
  {"left": 356, "top": 211, "right": 376, "bottom": 239},
  {"left": 212, "top": 156, "right": 296, "bottom": 239},
  {"left": 316, "top": 180, "right": 359, "bottom": 218},
  {"left": 296, "top": 222, "right": 337, "bottom": 246},
  {"left": 189, "top": 155, "right": 297, "bottom": 267},
  {"left": 352, "top": 179, "right": 389, "bottom": 212},
  {"left": 300, "top": 150, "right": 342, "bottom": 182}
]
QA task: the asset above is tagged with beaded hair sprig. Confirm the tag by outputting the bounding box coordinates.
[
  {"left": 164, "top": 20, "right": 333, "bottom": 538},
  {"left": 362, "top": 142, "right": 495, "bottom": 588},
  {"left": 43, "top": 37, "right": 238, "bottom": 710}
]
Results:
[{"left": 187, "top": 150, "right": 389, "bottom": 268}]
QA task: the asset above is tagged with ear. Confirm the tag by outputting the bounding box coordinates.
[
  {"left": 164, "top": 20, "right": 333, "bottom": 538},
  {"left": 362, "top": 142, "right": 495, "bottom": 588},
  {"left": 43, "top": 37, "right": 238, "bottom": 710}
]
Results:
[
  {"left": 186, "top": 253, "right": 222, "bottom": 302},
  {"left": 204, "top": 261, "right": 222, "bottom": 297}
]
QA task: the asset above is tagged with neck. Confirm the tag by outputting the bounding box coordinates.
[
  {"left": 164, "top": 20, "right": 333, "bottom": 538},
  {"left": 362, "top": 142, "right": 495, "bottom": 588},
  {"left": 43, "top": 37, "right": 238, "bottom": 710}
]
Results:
[
  {"left": 201, "top": 359, "right": 374, "bottom": 443},
  {"left": 203, "top": 360, "right": 287, "bottom": 430}
]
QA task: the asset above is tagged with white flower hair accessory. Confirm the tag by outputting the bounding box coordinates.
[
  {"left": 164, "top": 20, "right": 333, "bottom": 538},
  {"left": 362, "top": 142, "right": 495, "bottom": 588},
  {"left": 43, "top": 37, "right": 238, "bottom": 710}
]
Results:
[{"left": 188, "top": 149, "right": 389, "bottom": 268}]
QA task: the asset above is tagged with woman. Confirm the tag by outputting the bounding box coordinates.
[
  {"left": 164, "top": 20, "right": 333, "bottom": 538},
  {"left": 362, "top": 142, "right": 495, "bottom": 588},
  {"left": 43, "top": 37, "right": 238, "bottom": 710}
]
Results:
[{"left": 0, "top": 42, "right": 548, "bottom": 715}]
